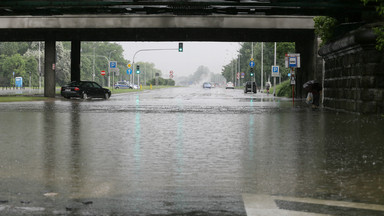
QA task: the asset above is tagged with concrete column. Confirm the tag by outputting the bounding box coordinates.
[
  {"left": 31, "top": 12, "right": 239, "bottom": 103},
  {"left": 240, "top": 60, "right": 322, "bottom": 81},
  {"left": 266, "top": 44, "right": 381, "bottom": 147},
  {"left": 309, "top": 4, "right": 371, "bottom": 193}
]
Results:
[
  {"left": 44, "top": 40, "right": 56, "bottom": 97},
  {"left": 71, "top": 40, "right": 81, "bottom": 82},
  {"left": 295, "top": 32, "right": 316, "bottom": 98}
]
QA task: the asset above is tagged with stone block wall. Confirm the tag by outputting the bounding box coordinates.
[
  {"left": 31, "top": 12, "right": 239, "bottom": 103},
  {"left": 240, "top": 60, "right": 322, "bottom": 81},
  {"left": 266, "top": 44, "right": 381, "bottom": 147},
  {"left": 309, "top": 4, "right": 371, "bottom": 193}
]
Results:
[{"left": 319, "top": 27, "right": 384, "bottom": 114}]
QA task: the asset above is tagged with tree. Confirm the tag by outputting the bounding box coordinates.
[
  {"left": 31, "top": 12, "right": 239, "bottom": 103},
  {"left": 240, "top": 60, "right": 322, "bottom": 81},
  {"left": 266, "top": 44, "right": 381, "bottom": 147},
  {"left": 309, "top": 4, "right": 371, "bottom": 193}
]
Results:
[
  {"left": 222, "top": 42, "right": 295, "bottom": 87},
  {"left": 314, "top": 16, "right": 338, "bottom": 46},
  {"left": 56, "top": 42, "right": 71, "bottom": 86},
  {"left": 81, "top": 42, "right": 128, "bottom": 86},
  {"left": 362, "top": 0, "right": 384, "bottom": 50}
]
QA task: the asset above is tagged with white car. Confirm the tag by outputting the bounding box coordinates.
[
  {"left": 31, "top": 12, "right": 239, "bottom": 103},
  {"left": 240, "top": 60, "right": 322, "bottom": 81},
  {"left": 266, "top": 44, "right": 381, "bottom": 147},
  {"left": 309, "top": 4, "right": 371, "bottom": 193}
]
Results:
[{"left": 226, "top": 82, "right": 234, "bottom": 89}]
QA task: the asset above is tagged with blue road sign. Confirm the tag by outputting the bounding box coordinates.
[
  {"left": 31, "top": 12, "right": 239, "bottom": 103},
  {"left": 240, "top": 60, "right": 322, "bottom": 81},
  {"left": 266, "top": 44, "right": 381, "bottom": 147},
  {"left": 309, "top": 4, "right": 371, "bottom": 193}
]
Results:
[
  {"left": 15, "top": 77, "right": 23, "bottom": 88},
  {"left": 127, "top": 69, "right": 132, "bottom": 75},
  {"left": 109, "top": 61, "right": 117, "bottom": 68},
  {"left": 288, "top": 57, "right": 297, "bottom": 67},
  {"left": 272, "top": 66, "right": 279, "bottom": 73},
  {"left": 272, "top": 66, "right": 279, "bottom": 77},
  {"left": 249, "top": 61, "right": 255, "bottom": 68}
]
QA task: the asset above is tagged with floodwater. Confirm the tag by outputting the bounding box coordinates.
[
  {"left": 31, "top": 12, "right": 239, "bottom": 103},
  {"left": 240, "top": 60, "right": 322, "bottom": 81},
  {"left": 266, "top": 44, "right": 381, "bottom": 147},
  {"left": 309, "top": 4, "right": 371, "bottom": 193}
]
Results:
[{"left": 0, "top": 87, "right": 383, "bottom": 215}]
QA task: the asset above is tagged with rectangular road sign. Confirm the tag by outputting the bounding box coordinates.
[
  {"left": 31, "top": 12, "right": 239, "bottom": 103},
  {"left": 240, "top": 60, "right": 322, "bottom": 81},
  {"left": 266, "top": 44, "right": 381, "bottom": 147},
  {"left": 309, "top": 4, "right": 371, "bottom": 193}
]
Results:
[
  {"left": 271, "top": 66, "right": 279, "bottom": 77},
  {"left": 285, "top": 53, "right": 300, "bottom": 68},
  {"left": 109, "top": 61, "right": 117, "bottom": 69}
]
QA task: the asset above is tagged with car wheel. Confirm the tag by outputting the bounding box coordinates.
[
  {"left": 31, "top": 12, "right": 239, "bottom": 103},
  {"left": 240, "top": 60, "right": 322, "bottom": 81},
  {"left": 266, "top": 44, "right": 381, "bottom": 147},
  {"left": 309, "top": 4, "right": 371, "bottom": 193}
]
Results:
[
  {"left": 64, "top": 96, "right": 70, "bottom": 99},
  {"left": 104, "top": 93, "right": 110, "bottom": 100},
  {"left": 82, "top": 92, "right": 88, "bottom": 100}
]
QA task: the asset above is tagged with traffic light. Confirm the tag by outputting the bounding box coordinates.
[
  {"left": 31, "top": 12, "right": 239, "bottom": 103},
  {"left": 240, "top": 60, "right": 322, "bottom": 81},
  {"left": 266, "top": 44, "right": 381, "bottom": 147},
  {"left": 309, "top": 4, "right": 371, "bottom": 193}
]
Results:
[
  {"left": 250, "top": 68, "right": 254, "bottom": 77},
  {"left": 136, "top": 65, "right": 140, "bottom": 74},
  {"left": 178, "top": 43, "right": 183, "bottom": 52}
]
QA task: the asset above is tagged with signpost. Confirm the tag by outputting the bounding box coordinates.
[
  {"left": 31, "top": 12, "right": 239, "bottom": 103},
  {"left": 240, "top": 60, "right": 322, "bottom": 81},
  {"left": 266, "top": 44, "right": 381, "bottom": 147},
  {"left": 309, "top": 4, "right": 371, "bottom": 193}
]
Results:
[
  {"left": 285, "top": 53, "right": 300, "bottom": 104},
  {"left": 108, "top": 61, "right": 117, "bottom": 87}
]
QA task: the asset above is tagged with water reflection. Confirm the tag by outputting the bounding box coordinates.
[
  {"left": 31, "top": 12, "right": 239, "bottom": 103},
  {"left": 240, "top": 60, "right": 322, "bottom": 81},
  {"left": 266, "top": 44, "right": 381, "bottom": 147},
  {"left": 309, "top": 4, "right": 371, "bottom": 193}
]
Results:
[
  {"left": 0, "top": 88, "right": 383, "bottom": 215},
  {"left": 42, "top": 101, "right": 57, "bottom": 193},
  {"left": 135, "top": 95, "right": 141, "bottom": 172}
]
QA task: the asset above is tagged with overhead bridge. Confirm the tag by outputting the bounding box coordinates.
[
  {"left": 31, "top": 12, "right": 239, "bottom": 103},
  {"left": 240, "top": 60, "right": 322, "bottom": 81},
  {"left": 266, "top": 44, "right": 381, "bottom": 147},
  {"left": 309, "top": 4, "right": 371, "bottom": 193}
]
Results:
[
  {"left": 0, "top": 15, "right": 314, "bottom": 42},
  {"left": 0, "top": 15, "right": 316, "bottom": 98}
]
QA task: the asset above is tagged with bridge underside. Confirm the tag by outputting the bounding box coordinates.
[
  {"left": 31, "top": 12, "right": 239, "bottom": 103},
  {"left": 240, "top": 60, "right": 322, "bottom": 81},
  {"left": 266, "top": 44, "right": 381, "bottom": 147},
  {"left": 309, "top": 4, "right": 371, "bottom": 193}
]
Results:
[
  {"left": 0, "top": 16, "right": 316, "bottom": 98},
  {"left": 0, "top": 28, "right": 313, "bottom": 42}
]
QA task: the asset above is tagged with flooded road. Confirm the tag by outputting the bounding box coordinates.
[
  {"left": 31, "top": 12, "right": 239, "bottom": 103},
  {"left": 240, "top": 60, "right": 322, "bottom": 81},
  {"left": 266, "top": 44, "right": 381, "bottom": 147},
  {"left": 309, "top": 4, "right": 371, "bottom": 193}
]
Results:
[{"left": 0, "top": 87, "right": 383, "bottom": 215}]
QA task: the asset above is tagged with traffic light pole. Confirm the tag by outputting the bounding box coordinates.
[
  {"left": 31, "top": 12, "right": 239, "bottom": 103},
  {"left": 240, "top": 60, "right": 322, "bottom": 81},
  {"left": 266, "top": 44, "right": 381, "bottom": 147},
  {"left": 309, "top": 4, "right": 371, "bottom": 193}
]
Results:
[{"left": 132, "top": 48, "right": 179, "bottom": 86}]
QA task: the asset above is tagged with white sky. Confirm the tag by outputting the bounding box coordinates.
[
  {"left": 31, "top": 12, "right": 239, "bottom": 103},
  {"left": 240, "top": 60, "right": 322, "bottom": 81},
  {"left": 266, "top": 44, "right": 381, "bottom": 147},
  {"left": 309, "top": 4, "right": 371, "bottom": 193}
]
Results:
[{"left": 118, "top": 42, "right": 241, "bottom": 78}]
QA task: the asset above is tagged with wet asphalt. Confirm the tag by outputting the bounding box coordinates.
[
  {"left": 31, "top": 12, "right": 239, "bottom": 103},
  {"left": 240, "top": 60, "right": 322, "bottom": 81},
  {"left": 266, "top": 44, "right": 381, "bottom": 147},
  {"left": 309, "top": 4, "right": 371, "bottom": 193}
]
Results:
[{"left": 0, "top": 86, "right": 383, "bottom": 216}]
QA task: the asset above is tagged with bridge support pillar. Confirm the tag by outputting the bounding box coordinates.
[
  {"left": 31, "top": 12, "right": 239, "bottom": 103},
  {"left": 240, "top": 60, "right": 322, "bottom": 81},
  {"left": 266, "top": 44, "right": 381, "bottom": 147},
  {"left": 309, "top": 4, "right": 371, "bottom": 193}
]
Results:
[
  {"left": 295, "top": 33, "right": 317, "bottom": 99},
  {"left": 71, "top": 40, "right": 81, "bottom": 82},
  {"left": 319, "top": 27, "right": 383, "bottom": 114},
  {"left": 44, "top": 40, "right": 56, "bottom": 98}
]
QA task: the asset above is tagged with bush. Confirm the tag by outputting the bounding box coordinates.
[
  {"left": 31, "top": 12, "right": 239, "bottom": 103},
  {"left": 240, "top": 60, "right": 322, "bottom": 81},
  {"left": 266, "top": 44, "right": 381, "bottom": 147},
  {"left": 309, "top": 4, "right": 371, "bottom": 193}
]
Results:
[{"left": 275, "top": 80, "right": 292, "bottom": 97}]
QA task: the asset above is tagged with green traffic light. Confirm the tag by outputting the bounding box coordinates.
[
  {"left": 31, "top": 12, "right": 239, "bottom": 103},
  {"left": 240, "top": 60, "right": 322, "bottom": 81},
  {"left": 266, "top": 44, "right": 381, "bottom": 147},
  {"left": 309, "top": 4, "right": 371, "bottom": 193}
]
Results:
[
  {"left": 250, "top": 73, "right": 254, "bottom": 77},
  {"left": 136, "top": 65, "right": 140, "bottom": 74},
  {"left": 178, "top": 43, "right": 183, "bottom": 52}
]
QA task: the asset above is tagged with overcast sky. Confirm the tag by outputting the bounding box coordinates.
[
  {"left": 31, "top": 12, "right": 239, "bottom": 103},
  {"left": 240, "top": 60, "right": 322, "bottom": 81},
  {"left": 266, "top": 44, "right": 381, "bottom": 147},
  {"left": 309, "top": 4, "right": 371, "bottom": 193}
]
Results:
[{"left": 118, "top": 42, "right": 241, "bottom": 78}]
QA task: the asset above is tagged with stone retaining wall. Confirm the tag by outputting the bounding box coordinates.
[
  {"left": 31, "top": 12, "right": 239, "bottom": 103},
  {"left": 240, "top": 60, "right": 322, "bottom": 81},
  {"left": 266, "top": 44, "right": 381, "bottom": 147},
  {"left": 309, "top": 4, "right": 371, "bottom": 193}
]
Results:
[{"left": 319, "top": 27, "right": 384, "bottom": 114}]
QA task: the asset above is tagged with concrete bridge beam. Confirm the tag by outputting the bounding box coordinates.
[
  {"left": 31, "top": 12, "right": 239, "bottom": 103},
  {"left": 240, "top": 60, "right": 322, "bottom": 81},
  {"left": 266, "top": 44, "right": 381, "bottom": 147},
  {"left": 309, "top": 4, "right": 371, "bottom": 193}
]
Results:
[
  {"left": 295, "top": 33, "right": 317, "bottom": 98},
  {"left": 71, "top": 40, "right": 81, "bottom": 82}
]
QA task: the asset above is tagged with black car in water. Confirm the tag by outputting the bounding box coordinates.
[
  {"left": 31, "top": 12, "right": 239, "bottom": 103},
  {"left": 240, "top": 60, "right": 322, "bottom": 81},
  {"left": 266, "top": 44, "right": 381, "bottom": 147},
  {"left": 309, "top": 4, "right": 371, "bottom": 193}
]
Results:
[
  {"left": 61, "top": 81, "right": 111, "bottom": 100},
  {"left": 244, "top": 81, "right": 257, "bottom": 93}
]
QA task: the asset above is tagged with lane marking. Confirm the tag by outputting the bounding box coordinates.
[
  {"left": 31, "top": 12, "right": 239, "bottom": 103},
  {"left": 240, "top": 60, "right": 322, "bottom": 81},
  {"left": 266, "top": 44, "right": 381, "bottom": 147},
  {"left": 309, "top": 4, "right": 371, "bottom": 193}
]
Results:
[{"left": 243, "top": 194, "right": 384, "bottom": 216}]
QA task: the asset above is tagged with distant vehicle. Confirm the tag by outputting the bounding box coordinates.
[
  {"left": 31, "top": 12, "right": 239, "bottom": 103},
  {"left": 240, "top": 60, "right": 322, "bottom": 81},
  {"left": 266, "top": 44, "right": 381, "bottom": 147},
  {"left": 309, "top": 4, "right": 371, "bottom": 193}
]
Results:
[
  {"left": 203, "top": 82, "right": 212, "bottom": 88},
  {"left": 114, "top": 81, "right": 133, "bottom": 89},
  {"left": 244, "top": 81, "right": 257, "bottom": 93},
  {"left": 61, "top": 81, "right": 111, "bottom": 100},
  {"left": 226, "top": 82, "right": 234, "bottom": 89}
]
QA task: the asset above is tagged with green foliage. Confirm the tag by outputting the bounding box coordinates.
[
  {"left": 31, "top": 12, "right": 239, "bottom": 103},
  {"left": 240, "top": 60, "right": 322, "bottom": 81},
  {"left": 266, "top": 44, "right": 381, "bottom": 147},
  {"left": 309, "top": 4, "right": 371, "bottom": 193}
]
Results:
[
  {"left": 275, "top": 80, "right": 293, "bottom": 97},
  {"left": 148, "top": 77, "right": 175, "bottom": 86},
  {"left": 314, "top": 16, "right": 338, "bottom": 46},
  {"left": 80, "top": 42, "right": 128, "bottom": 86},
  {"left": 0, "top": 42, "right": 40, "bottom": 86},
  {"left": 373, "top": 26, "right": 384, "bottom": 50},
  {"left": 361, "top": 0, "right": 384, "bottom": 50},
  {"left": 221, "top": 42, "right": 295, "bottom": 86}
]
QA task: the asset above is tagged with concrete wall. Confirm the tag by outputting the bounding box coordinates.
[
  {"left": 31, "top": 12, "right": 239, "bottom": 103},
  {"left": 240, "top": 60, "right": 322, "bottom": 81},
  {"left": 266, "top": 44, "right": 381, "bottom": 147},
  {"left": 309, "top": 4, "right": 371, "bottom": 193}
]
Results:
[{"left": 319, "top": 26, "right": 384, "bottom": 114}]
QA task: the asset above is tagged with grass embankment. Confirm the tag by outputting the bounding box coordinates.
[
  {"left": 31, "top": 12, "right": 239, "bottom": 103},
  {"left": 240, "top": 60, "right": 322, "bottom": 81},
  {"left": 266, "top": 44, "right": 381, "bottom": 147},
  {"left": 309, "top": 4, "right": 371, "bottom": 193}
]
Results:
[
  {"left": 0, "top": 96, "right": 48, "bottom": 102},
  {"left": 265, "top": 80, "right": 292, "bottom": 97}
]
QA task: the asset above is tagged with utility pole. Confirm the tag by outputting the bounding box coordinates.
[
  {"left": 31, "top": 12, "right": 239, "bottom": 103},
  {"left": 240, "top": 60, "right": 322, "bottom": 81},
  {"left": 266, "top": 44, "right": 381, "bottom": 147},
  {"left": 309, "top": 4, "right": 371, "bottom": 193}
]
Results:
[
  {"left": 273, "top": 42, "right": 277, "bottom": 96},
  {"left": 261, "top": 42, "right": 264, "bottom": 92}
]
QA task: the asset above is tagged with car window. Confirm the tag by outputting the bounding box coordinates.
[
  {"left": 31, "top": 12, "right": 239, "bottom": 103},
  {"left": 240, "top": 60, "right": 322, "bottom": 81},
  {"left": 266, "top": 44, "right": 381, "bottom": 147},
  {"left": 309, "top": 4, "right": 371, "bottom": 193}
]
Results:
[
  {"left": 81, "top": 82, "right": 92, "bottom": 88},
  {"left": 91, "top": 82, "right": 102, "bottom": 88}
]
